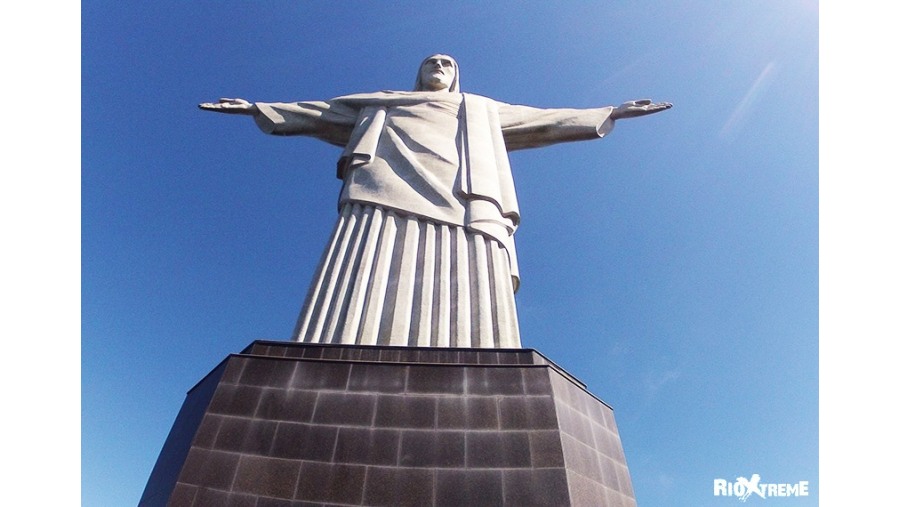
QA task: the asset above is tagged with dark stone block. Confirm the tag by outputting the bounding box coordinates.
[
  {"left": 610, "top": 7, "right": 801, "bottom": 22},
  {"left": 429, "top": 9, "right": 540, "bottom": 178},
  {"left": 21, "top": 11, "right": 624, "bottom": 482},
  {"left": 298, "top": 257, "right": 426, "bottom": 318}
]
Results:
[
  {"left": 333, "top": 427, "right": 400, "bottom": 466},
  {"left": 399, "top": 429, "right": 465, "bottom": 467},
  {"left": 293, "top": 461, "right": 366, "bottom": 504},
  {"left": 311, "top": 392, "right": 376, "bottom": 426},
  {"left": 239, "top": 358, "right": 296, "bottom": 389},
  {"left": 379, "top": 348, "right": 403, "bottom": 362},
  {"left": 531, "top": 352, "right": 551, "bottom": 365},
  {"left": 220, "top": 358, "right": 245, "bottom": 385},
  {"left": 256, "top": 499, "right": 324, "bottom": 507},
  {"left": 347, "top": 363, "right": 407, "bottom": 393},
  {"left": 232, "top": 455, "right": 300, "bottom": 499},
  {"left": 557, "top": 381, "right": 587, "bottom": 414},
  {"left": 574, "top": 414, "right": 597, "bottom": 449},
  {"left": 457, "top": 350, "right": 480, "bottom": 364},
  {"left": 178, "top": 448, "right": 239, "bottom": 491},
  {"left": 375, "top": 394, "right": 436, "bottom": 429},
  {"left": 529, "top": 430, "right": 566, "bottom": 468},
  {"left": 341, "top": 347, "right": 363, "bottom": 361},
  {"left": 436, "top": 396, "right": 498, "bottom": 430},
  {"left": 586, "top": 395, "right": 609, "bottom": 426},
  {"left": 320, "top": 346, "right": 344, "bottom": 360},
  {"left": 599, "top": 454, "right": 621, "bottom": 493},
  {"left": 223, "top": 491, "right": 261, "bottom": 507},
  {"left": 466, "top": 366, "right": 524, "bottom": 395},
  {"left": 297, "top": 346, "right": 323, "bottom": 359},
  {"left": 443, "top": 350, "right": 465, "bottom": 363},
  {"left": 561, "top": 433, "right": 602, "bottom": 482},
  {"left": 617, "top": 462, "right": 635, "bottom": 499},
  {"left": 363, "top": 466, "right": 435, "bottom": 506},
  {"left": 255, "top": 498, "right": 295, "bottom": 507},
  {"left": 604, "top": 405, "right": 621, "bottom": 436},
  {"left": 406, "top": 365, "right": 465, "bottom": 394},
  {"left": 554, "top": 401, "right": 574, "bottom": 430},
  {"left": 497, "top": 351, "right": 521, "bottom": 364},
  {"left": 191, "top": 487, "right": 230, "bottom": 507},
  {"left": 211, "top": 416, "right": 249, "bottom": 452},
  {"left": 498, "top": 395, "right": 557, "bottom": 430},
  {"left": 434, "top": 397, "right": 465, "bottom": 429},
  {"left": 502, "top": 468, "right": 570, "bottom": 506},
  {"left": 522, "top": 367, "right": 553, "bottom": 395},
  {"left": 548, "top": 372, "right": 576, "bottom": 407},
  {"left": 609, "top": 441, "right": 626, "bottom": 467},
  {"left": 461, "top": 396, "right": 500, "bottom": 429},
  {"left": 603, "top": 488, "right": 637, "bottom": 507},
  {"left": 255, "top": 388, "right": 317, "bottom": 422},
  {"left": 416, "top": 349, "right": 446, "bottom": 363},
  {"left": 557, "top": 402, "right": 596, "bottom": 448},
  {"left": 567, "top": 470, "right": 606, "bottom": 507},
  {"left": 442, "top": 350, "right": 462, "bottom": 363},
  {"left": 213, "top": 417, "right": 277, "bottom": 455},
  {"left": 290, "top": 360, "right": 351, "bottom": 391},
  {"left": 357, "top": 347, "right": 383, "bottom": 362},
  {"left": 435, "top": 469, "right": 503, "bottom": 507},
  {"left": 269, "top": 422, "right": 337, "bottom": 461},
  {"left": 590, "top": 421, "right": 611, "bottom": 457},
  {"left": 475, "top": 351, "right": 500, "bottom": 364},
  {"left": 466, "top": 431, "right": 531, "bottom": 468},
  {"left": 167, "top": 483, "right": 197, "bottom": 506},
  {"left": 192, "top": 414, "right": 222, "bottom": 449},
  {"left": 281, "top": 347, "right": 305, "bottom": 359},
  {"left": 255, "top": 344, "right": 275, "bottom": 356},
  {"left": 240, "top": 419, "right": 278, "bottom": 455},
  {"left": 208, "top": 384, "right": 264, "bottom": 417},
  {"left": 606, "top": 424, "right": 627, "bottom": 463}
]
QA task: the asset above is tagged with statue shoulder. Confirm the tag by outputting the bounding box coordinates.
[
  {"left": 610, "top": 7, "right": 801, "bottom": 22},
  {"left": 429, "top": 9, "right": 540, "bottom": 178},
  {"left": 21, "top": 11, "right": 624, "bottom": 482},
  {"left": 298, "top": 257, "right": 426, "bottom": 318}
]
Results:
[{"left": 338, "top": 90, "right": 421, "bottom": 99}]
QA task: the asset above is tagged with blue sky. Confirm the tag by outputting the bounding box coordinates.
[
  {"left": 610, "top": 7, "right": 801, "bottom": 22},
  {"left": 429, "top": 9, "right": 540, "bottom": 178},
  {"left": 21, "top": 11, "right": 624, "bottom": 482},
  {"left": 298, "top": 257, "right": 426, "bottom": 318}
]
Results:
[
  {"left": 14, "top": 1, "right": 894, "bottom": 505},
  {"left": 77, "top": 2, "right": 823, "bottom": 505}
]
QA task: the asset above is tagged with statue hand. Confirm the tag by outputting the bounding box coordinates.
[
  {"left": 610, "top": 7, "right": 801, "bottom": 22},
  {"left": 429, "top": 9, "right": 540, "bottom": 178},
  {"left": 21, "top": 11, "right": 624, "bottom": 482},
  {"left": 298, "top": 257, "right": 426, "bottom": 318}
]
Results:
[
  {"left": 610, "top": 99, "right": 672, "bottom": 120},
  {"left": 198, "top": 98, "right": 258, "bottom": 115}
]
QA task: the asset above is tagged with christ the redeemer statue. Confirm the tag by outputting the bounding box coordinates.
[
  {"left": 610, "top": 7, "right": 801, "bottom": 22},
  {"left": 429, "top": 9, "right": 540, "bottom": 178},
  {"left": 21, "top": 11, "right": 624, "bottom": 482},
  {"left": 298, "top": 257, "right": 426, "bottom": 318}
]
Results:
[{"left": 200, "top": 54, "right": 671, "bottom": 349}]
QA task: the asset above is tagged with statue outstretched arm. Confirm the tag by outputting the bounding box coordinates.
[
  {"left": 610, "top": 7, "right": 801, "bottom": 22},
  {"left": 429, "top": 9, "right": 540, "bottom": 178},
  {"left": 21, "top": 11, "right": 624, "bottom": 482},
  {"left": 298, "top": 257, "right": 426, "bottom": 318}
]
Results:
[
  {"left": 498, "top": 103, "right": 615, "bottom": 151},
  {"left": 610, "top": 99, "right": 672, "bottom": 120},
  {"left": 199, "top": 97, "right": 359, "bottom": 147},
  {"left": 499, "top": 99, "right": 671, "bottom": 151},
  {"left": 198, "top": 98, "right": 259, "bottom": 115}
]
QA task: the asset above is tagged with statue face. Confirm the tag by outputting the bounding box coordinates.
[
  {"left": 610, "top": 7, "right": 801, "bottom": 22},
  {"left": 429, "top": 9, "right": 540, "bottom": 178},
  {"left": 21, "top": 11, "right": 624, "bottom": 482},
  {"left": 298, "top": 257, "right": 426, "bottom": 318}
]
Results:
[{"left": 418, "top": 55, "right": 456, "bottom": 91}]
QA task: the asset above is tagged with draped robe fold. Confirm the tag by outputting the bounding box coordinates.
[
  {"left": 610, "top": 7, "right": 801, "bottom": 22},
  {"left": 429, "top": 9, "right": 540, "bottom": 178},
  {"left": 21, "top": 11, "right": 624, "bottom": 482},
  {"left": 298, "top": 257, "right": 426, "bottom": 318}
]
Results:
[{"left": 253, "top": 91, "right": 614, "bottom": 348}]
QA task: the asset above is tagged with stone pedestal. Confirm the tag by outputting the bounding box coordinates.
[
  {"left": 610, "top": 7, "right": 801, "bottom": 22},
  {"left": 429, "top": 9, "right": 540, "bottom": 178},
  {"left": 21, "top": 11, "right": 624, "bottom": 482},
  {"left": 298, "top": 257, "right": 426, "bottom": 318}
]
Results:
[{"left": 140, "top": 341, "right": 636, "bottom": 506}]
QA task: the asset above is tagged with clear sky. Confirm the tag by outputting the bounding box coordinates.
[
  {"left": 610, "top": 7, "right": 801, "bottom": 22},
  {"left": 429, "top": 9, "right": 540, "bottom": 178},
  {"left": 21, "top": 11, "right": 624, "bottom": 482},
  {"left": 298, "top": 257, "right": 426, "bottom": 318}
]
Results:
[
  {"left": 75, "top": 1, "right": 823, "bottom": 505},
  {"left": 51, "top": 1, "right": 871, "bottom": 505}
]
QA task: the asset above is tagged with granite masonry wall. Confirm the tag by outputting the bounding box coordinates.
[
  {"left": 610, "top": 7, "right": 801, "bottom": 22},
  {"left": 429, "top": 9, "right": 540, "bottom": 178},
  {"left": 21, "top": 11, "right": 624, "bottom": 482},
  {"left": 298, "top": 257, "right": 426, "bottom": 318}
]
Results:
[{"left": 140, "top": 342, "right": 636, "bottom": 507}]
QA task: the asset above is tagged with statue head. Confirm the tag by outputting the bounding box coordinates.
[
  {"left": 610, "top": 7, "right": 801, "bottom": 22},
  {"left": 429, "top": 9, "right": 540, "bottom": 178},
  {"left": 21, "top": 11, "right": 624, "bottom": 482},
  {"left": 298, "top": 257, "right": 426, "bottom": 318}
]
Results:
[{"left": 414, "top": 54, "right": 459, "bottom": 92}]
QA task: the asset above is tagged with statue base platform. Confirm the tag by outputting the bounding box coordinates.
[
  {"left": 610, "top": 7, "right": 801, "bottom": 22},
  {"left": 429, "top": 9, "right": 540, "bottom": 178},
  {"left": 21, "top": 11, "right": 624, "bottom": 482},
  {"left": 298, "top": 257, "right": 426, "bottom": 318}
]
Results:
[{"left": 140, "top": 341, "right": 636, "bottom": 506}]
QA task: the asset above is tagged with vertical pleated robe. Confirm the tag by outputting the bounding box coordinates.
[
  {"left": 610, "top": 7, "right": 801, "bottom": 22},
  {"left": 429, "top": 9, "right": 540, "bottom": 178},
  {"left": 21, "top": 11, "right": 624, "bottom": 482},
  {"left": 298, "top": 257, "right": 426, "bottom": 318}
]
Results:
[{"left": 293, "top": 203, "right": 520, "bottom": 348}]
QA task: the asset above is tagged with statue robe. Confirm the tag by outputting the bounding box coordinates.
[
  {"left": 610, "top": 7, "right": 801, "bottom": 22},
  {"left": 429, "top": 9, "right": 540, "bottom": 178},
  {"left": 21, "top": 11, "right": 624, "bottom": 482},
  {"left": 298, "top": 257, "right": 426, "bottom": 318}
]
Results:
[{"left": 253, "top": 91, "right": 614, "bottom": 348}]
